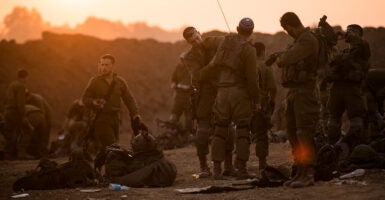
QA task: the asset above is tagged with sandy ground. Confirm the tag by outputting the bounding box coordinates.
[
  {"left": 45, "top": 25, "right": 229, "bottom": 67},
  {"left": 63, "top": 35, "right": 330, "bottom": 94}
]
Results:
[{"left": 1, "top": 141, "right": 385, "bottom": 200}]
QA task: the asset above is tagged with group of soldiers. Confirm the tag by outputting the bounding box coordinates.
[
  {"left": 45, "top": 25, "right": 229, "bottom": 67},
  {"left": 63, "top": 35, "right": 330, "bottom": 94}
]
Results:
[{"left": 2, "top": 11, "right": 384, "bottom": 190}]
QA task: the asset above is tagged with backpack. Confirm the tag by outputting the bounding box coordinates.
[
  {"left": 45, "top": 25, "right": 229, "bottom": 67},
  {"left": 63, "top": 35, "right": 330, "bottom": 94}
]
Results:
[
  {"left": 213, "top": 34, "right": 248, "bottom": 86},
  {"left": 314, "top": 144, "right": 339, "bottom": 181}
]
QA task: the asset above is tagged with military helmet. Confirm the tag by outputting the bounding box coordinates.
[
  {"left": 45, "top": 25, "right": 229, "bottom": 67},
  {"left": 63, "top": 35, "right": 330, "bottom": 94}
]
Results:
[{"left": 131, "top": 132, "right": 157, "bottom": 153}]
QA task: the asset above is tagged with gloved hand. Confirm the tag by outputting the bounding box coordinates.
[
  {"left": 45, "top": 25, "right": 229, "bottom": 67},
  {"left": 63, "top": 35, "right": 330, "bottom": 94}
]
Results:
[{"left": 131, "top": 115, "right": 148, "bottom": 136}]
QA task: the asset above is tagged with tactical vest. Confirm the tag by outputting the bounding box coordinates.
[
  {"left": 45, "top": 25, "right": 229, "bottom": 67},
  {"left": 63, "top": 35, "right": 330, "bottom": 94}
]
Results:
[{"left": 213, "top": 34, "right": 248, "bottom": 87}]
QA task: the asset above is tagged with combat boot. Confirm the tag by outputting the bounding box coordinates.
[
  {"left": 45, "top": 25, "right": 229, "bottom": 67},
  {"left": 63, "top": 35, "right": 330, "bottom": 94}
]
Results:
[
  {"left": 234, "top": 159, "right": 254, "bottom": 180},
  {"left": 213, "top": 161, "right": 224, "bottom": 180},
  {"left": 222, "top": 152, "right": 236, "bottom": 177},
  {"left": 283, "top": 164, "right": 302, "bottom": 187},
  {"left": 197, "top": 155, "right": 211, "bottom": 178},
  {"left": 290, "top": 165, "right": 315, "bottom": 188}
]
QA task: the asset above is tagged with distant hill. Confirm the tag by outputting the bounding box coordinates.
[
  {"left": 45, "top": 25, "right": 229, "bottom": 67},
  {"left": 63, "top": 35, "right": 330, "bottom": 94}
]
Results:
[{"left": 1, "top": 26, "right": 385, "bottom": 133}]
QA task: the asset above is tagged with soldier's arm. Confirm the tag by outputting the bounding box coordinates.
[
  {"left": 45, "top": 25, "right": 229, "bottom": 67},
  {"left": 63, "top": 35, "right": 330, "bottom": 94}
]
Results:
[
  {"left": 120, "top": 78, "right": 139, "bottom": 117},
  {"left": 245, "top": 47, "right": 260, "bottom": 104},
  {"left": 43, "top": 99, "right": 52, "bottom": 128},
  {"left": 171, "top": 64, "right": 179, "bottom": 83},
  {"left": 276, "top": 34, "right": 318, "bottom": 67},
  {"left": 82, "top": 77, "right": 97, "bottom": 109}
]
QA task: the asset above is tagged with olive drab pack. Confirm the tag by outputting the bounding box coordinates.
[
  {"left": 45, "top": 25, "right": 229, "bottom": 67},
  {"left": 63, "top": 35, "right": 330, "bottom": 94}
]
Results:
[{"left": 213, "top": 34, "right": 248, "bottom": 86}]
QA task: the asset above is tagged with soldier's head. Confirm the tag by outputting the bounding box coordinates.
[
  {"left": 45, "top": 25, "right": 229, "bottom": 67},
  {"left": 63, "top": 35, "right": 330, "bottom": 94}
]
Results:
[
  {"left": 237, "top": 17, "right": 254, "bottom": 37},
  {"left": 183, "top": 26, "right": 203, "bottom": 48},
  {"left": 131, "top": 132, "right": 158, "bottom": 153},
  {"left": 17, "top": 68, "right": 28, "bottom": 80},
  {"left": 280, "top": 12, "right": 304, "bottom": 38},
  {"left": 98, "top": 54, "right": 115, "bottom": 76},
  {"left": 345, "top": 24, "right": 363, "bottom": 43},
  {"left": 252, "top": 42, "right": 266, "bottom": 59}
]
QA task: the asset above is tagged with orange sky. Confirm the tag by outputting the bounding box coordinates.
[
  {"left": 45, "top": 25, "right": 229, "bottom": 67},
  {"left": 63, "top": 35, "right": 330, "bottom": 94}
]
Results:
[{"left": 1, "top": 0, "right": 384, "bottom": 33}]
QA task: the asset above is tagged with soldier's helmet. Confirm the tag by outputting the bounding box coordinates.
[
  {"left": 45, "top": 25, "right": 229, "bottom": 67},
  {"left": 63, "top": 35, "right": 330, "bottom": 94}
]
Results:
[{"left": 131, "top": 132, "right": 158, "bottom": 153}]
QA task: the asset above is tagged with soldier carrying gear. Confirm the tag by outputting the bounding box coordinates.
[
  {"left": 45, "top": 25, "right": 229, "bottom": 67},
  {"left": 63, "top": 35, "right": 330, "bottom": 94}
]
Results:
[{"left": 210, "top": 17, "right": 260, "bottom": 180}]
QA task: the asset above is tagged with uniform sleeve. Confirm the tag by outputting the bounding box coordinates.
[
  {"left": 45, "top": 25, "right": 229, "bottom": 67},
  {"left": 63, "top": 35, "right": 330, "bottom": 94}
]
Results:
[
  {"left": 276, "top": 34, "right": 317, "bottom": 67},
  {"left": 244, "top": 47, "right": 260, "bottom": 104},
  {"left": 82, "top": 77, "right": 96, "bottom": 109},
  {"left": 120, "top": 79, "right": 139, "bottom": 117},
  {"left": 171, "top": 64, "right": 179, "bottom": 83},
  {"left": 15, "top": 83, "right": 26, "bottom": 116},
  {"left": 43, "top": 98, "right": 52, "bottom": 128}
]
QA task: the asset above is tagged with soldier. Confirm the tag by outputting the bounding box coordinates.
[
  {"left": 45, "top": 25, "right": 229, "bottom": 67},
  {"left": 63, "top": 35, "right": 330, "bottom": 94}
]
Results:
[
  {"left": 182, "top": 27, "right": 224, "bottom": 177},
  {"left": 326, "top": 24, "right": 371, "bottom": 149},
  {"left": 169, "top": 62, "right": 193, "bottom": 134},
  {"left": 210, "top": 18, "right": 260, "bottom": 179},
  {"left": 82, "top": 54, "right": 147, "bottom": 154},
  {"left": 25, "top": 91, "right": 51, "bottom": 157},
  {"left": 3, "top": 69, "right": 29, "bottom": 159},
  {"left": 250, "top": 42, "right": 277, "bottom": 171},
  {"left": 273, "top": 12, "right": 320, "bottom": 188}
]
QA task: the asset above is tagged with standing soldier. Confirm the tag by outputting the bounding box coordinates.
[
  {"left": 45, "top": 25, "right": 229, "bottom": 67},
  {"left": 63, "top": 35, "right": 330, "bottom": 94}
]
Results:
[
  {"left": 250, "top": 42, "right": 277, "bottom": 172},
  {"left": 169, "top": 62, "right": 193, "bottom": 134},
  {"left": 326, "top": 24, "right": 371, "bottom": 149},
  {"left": 182, "top": 27, "right": 224, "bottom": 177},
  {"left": 210, "top": 18, "right": 260, "bottom": 179},
  {"left": 82, "top": 54, "right": 146, "bottom": 155},
  {"left": 3, "top": 69, "right": 29, "bottom": 159},
  {"left": 272, "top": 12, "right": 320, "bottom": 188}
]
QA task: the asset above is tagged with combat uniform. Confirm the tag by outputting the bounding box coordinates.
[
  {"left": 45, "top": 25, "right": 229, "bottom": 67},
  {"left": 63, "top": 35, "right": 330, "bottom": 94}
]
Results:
[
  {"left": 26, "top": 93, "right": 51, "bottom": 156},
  {"left": 327, "top": 37, "right": 371, "bottom": 147},
  {"left": 169, "top": 63, "right": 192, "bottom": 133},
  {"left": 251, "top": 59, "right": 277, "bottom": 168},
  {"left": 3, "top": 79, "right": 26, "bottom": 157},
  {"left": 184, "top": 36, "right": 224, "bottom": 174},
  {"left": 211, "top": 34, "right": 259, "bottom": 177},
  {"left": 82, "top": 74, "right": 139, "bottom": 151},
  {"left": 276, "top": 27, "right": 319, "bottom": 186}
]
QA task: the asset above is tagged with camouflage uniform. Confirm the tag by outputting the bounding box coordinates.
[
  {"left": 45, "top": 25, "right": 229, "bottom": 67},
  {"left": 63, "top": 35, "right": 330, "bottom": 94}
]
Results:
[
  {"left": 184, "top": 36, "right": 224, "bottom": 173},
  {"left": 251, "top": 59, "right": 277, "bottom": 163},
  {"left": 327, "top": 37, "right": 371, "bottom": 147},
  {"left": 82, "top": 74, "right": 139, "bottom": 151},
  {"left": 276, "top": 27, "right": 320, "bottom": 168},
  {"left": 3, "top": 79, "right": 26, "bottom": 157},
  {"left": 26, "top": 92, "right": 51, "bottom": 156},
  {"left": 170, "top": 63, "right": 192, "bottom": 133},
  {"left": 211, "top": 34, "right": 259, "bottom": 173}
]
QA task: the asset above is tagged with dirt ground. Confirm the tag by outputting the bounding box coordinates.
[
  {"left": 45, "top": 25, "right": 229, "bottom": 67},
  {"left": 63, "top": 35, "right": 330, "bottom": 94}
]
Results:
[{"left": 1, "top": 141, "right": 385, "bottom": 200}]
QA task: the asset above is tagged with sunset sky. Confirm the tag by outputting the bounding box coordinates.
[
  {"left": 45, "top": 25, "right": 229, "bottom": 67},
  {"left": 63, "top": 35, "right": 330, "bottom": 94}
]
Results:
[{"left": 1, "top": 0, "right": 384, "bottom": 33}]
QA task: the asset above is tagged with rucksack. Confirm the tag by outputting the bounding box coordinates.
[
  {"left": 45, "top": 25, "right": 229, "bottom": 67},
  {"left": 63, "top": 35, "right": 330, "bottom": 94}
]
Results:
[{"left": 314, "top": 144, "right": 339, "bottom": 181}]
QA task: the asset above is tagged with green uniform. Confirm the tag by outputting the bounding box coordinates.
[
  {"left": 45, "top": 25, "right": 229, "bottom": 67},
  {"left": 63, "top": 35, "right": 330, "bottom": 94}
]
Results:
[
  {"left": 65, "top": 99, "right": 89, "bottom": 152},
  {"left": 82, "top": 74, "right": 139, "bottom": 150},
  {"left": 211, "top": 34, "right": 259, "bottom": 162},
  {"left": 184, "top": 36, "right": 223, "bottom": 159},
  {"left": 170, "top": 63, "right": 192, "bottom": 132},
  {"left": 327, "top": 38, "right": 371, "bottom": 147},
  {"left": 26, "top": 93, "right": 51, "bottom": 156},
  {"left": 4, "top": 79, "right": 26, "bottom": 156},
  {"left": 251, "top": 59, "right": 277, "bottom": 159},
  {"left": 20, "top": 105, "right": 46, "bottom": 157},
  {"left": 276, "top": 27, "right": 319, "bottom": 166}
]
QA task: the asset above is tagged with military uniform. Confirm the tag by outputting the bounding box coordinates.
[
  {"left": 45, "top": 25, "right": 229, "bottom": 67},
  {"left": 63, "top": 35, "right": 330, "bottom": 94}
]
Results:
[
  {"left": 26, "top": 93, "right": 51, "bottom": 156},
  {"left": 169, "top": 63, "right": 192, "bottom": 132},
  {"left": 276, "top": 27, "right": 320, "bottom": 173},
  {"left": 4, "top": 79, "right": 26, "bottom": 157},
  {"left": 82, "top": 74, "right": 139, "bottom": 151},
  {"left": 211, "top": 34, "right": 259, "bottom": 177},
  {"left": 327, "top": 37, "right": 371, "bottom": 147},
  {"left": 184, "top": 36, "right": 224, "bottom": 174},
  {"left": 251, "top": 59, "right": 277, "bottom": 165}
]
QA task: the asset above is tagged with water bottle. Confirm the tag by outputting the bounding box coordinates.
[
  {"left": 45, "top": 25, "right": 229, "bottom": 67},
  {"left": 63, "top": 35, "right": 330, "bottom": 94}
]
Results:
[{"left": 109, "top": 183, "right": 129, "bottom": 190}]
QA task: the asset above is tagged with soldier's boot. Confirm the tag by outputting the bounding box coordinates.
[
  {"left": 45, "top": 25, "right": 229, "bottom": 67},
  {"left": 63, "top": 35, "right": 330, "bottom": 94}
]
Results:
[
  {"left": 283, "top": 164, "right": 302, "bottom": 187},
  {"left": 213, "top": 161, "right": 225, "bottom": 180},
  {"left": 197, "top": 155, "right": 211, "bottom": 178},
  {"left": 290, "top": 165, "right": 315, "bottom": 188},
  {"left": 222, "top": 152, "right": 236, "bottom": 176},
  {"left": 234, "top": 159, "right": 254, "bottom": 180}
]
